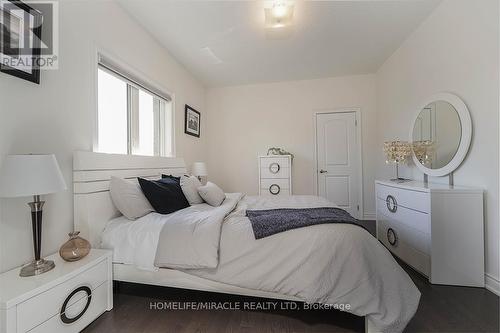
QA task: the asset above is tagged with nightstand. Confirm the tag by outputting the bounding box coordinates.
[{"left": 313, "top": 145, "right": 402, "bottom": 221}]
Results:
[{"left": 0, "top": 249, "right": 113, "bottom": 333}]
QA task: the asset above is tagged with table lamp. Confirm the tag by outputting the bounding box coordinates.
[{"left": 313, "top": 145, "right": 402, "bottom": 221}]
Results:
[
  {"left": 0, "top": 154, "right": 67, "bottom": 277},
  {"left": 383, "top": 141, "right": 412, "bottom": 182},
  {"left": 191, "top": 162, "right": 207, "bottom": 184}
]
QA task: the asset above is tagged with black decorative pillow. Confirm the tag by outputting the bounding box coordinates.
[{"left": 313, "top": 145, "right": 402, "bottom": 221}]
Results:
[{"left": 138, "top": 178, "right": 190, "bottom": 214}]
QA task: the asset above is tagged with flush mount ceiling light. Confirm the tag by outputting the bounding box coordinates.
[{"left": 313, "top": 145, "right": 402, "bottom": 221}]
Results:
[{"left": 264, "top": 1, "right": 294, "bottom": 29}]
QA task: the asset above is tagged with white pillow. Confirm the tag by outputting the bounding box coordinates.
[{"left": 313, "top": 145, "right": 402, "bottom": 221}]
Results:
[
  {"left": 109, "top": 176, "right": 154, "bottom": 220},
  {"left": 180, "top": 175, "right": 204, "bottom": 205},
  {"left": 197, "top": 182, "right": 226, "bottom": 207}
]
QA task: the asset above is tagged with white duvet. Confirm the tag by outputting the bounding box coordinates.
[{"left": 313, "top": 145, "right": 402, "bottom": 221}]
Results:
[{"left": 101, "top": 194, "right": 420, "bottom": 332}]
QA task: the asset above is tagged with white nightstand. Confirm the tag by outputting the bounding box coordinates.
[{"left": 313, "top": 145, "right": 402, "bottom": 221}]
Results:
[{"left": 0, "top": 249, "right": 113, "bottom": 333}]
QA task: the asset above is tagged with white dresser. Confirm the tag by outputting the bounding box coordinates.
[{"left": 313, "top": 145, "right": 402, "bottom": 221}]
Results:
[
  {"left": 0, "top": 249, "right": 113, "bottom": 333},
  {"left": 259, "top": 155, "right": 292, "bottom": 196},
  {"left": 375, "top": 180, "right": 484, "bottom": 287}
]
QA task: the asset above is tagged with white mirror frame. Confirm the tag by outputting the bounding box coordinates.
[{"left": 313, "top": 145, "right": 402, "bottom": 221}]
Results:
[{"left": 410, "top": 92, "right": 472, "bottom": 177}]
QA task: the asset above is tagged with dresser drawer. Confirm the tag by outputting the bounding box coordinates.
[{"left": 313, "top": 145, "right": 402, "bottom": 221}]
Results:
[
  {"left": 260, "top": 188, "right": 291, "bottom": 197},
  {"left": 17, "top": 258, "right": 108, "bottom": 332},
  {"left": 377, "top": 218, "right": 430, "bottom": 276},
  {"left": 376, "top": 183, "right": 429, "bottom": 213},
  {"left": 377, "top": 198, "right": 430, "bottom": 234},
  {"left": 377, "top": 212, "right": 430, "bottom": 255},
  {"left": 261, "top": 178, "right": 290, "bottom": 189},
  {"left": 259, "top": 157, "right": 290, "bottom": 169},
  {"left": 260, "top": 166, "right": 290, "bottom": 179},
  {"left": 260, "top": 179, "right": 290, "bottom": 196},
  {"left": 28, "top": 281, "right": 109, "bottom": 333}
]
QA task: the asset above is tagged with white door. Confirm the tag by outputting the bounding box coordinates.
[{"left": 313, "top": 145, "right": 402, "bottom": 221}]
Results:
[{"left": 316, "top": 112, "right": 360, "bottom": 218}]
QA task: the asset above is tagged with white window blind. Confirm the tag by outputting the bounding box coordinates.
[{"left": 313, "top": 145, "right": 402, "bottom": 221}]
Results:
[
  {"left": 98, "top": 53, "right": 172, "bottom": 102},
  {"left": 96, "top": 54, "right": 173, "bottom": 157}
]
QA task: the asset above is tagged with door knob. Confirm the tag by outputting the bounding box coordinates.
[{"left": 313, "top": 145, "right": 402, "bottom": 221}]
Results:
[{"left": 319, "top": 169, "right": 327, "bottom": 174}]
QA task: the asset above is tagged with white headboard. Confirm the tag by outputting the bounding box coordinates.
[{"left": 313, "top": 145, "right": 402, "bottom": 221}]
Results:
[{"left": 73, "top": 151, "right": 187, "bottom": 247}]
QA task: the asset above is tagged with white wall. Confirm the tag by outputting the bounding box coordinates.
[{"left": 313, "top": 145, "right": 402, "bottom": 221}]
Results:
[
  {"left": 0, "top": 1, "right": 206, "bottom": 273},
  {"left": 376, "top": 0, "right": 499, "bottom": 287},
  {"left": 206, "top": 75, "right": 377, "bottom": 219}
]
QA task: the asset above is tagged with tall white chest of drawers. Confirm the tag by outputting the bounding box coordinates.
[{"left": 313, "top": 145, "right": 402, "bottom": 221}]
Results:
[
  {"left": 259, "top": 155, "right": 292, "bottom": 196},
  {"left": 375, "top": 180, "right": 484, "bottom": 287}
]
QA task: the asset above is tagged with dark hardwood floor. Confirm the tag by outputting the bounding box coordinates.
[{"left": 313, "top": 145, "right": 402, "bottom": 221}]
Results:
[{"left": 83, "top": 221, "right": 498, "bottom": 333}]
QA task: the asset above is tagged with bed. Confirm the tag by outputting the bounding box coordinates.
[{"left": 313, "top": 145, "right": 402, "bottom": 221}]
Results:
[{"left": 73, "top": 151, "right": 420, "bottom": 333}]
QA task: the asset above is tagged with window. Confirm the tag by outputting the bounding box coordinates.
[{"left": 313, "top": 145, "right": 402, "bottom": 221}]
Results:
[{"left": 96, "top": 56, "right": 173, "bottom": 156}]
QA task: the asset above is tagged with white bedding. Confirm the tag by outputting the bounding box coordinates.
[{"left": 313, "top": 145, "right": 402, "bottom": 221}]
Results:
[
  {"left": 101, "top": 193, "right": 243, "bottom": 270},
  {"left": 101, "top": 194, "right": 420, "bottom": 332}
]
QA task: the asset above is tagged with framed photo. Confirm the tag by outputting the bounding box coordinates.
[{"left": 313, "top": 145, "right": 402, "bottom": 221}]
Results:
[
  {"left": 0, "top": 0, "right": 43, "bottom": 84},
  {"left": 184, "top": 105, "right": 200, "bottom": 138}
]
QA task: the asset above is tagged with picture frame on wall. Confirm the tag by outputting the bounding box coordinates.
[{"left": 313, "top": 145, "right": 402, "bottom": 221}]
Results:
[
  {"left": 0, "top": 0, "right": 43, "bottom": 84},
  {"left": 184, "top": 104, "right": 201, "bottom": 138}
]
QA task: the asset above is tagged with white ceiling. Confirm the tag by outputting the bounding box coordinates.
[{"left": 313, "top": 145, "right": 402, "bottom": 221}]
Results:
[{"left": 117, "top": 0, "right": 441, "bottom": 87}]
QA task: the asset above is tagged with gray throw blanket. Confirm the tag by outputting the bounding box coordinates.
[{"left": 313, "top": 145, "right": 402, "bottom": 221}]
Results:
[{"left": 247, "top": 207, "right": 364, "bottom": 239}]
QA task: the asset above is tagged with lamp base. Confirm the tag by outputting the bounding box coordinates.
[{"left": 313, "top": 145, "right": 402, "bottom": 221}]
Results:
[{"left": 19, "top": 259, "right": 55, "bottom": 277}]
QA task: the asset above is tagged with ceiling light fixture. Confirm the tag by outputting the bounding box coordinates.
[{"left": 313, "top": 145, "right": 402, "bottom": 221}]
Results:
[
  {"left": 272, "top": 3, "right": 289, "bottom": 19},
  {"left": 265, "top": 1, "right": 294, "bottom": 29}
]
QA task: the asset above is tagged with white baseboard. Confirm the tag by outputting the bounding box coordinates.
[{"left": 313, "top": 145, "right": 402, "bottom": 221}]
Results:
[{"left": 485, "top": 273, "right": 500, "bottom": 296}]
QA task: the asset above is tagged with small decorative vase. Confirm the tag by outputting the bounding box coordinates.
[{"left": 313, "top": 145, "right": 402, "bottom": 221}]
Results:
[{"left": 59, "top": 231, "right": 91, "bottom": 262}]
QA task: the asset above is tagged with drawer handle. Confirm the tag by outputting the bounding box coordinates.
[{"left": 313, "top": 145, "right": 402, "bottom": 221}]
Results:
[
  {"left": 387, "top": 228, "right": 398, "bottom": 246},
  {"left": 269, "top": 184, "right": 281, "bottom": 195},
  {"left": 386, "top": 195, "right": 398, "bottom": 213},
  {"left": 60, "top": 286, "right": 92, "bottom": 324},
  {"left": 269, "top": 162, "right": 281, "bottom": 174}
]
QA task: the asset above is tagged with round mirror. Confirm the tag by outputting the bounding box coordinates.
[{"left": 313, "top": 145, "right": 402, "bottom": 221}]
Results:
[
  {"left": 412, "top": 101, "right": 462, "bottom": 169},
  {"left": 410, "top": 93, "right": 472, "bottom": 177}
]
